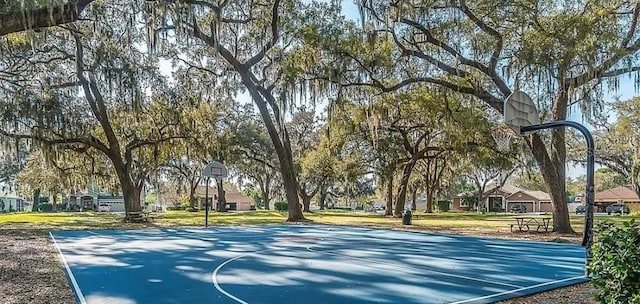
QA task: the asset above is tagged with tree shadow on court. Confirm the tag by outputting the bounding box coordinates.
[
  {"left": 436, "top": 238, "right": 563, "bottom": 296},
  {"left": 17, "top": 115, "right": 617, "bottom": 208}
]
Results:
[{"left": 51, "top": 225, "right": 587, "bottom": 304}]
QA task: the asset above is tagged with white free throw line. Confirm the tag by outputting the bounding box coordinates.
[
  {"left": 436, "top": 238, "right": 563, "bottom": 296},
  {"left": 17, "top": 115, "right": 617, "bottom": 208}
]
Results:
[
  {"left": 212, "top": 250, "right": 271, "bottom": 304},
  {"left": 447, "top": 275, "right": 588, "bottom": 304},
  {"left": 49, "top": 232, "right": 87, "bottom": 304}
]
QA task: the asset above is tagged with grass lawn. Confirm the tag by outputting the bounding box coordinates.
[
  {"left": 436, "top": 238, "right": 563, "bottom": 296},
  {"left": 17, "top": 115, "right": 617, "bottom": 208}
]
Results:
[
  {"left": 0, "top": 209, "right": 637, "bottom": 233},
  {"left": 309, "top": 211, "right": 639, "bottom": 232}
]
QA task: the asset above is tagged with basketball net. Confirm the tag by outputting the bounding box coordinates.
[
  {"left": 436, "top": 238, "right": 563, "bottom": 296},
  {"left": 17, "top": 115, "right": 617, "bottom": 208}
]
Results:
[{"left": 491, "top": 124, "right": 517, "bottom": 153}]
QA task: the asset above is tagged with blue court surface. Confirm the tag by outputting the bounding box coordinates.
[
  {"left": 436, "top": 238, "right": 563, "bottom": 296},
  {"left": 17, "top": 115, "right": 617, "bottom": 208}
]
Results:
[{"left": 50, "top": 225, "right": 587, "bottom": 304}]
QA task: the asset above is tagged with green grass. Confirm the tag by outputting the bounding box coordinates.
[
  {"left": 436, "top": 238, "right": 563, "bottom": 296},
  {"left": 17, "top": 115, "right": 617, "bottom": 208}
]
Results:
[
  {"left": 308, "top": 211, "right": 640, "bottom": 232},
  {"left": 0, "top": 210, "right": 637, "bottom": 232}
]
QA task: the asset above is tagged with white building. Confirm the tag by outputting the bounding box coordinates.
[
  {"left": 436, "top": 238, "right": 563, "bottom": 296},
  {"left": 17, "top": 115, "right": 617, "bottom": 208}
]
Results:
[
  {"left": 65, "top": 183, "right": 144, "bottom": 212},
  {"left": 0, "top": 193, "right": 26, "bottom": 212}
]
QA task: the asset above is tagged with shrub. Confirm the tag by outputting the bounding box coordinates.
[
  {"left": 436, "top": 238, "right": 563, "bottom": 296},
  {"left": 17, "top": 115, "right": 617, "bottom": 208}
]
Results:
[
  {"left": 588, "top": 219, "right": 640, "bottom": 304},
  {"left": 436, "top": 200, "right": 451, "bottom": 212},
  {"left": 274, "top": 201, "right": 288, "bottom": 211},
  {"left": 38, "top": 203, "right": 53, "bottom": 212}
]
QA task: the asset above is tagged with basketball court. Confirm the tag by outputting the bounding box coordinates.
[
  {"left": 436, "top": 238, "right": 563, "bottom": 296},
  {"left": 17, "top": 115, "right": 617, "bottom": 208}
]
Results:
[{"left": 51, "top": 224, "right": 587, "bottom": 304}]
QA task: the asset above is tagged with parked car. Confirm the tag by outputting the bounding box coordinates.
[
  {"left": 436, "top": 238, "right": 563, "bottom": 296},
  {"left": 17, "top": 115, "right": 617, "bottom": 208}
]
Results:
[
  {"left": 98, "top": 203, "right": 111, "bottom": 212},
  {"left": 510, "top": 204, "right": 527, "bottom": 213},
  {"left": 606, "top": 204, "right": 630, "bottom": 215},
  {"left": 575, "top": 204, "right": 586, "bottom": 214}
]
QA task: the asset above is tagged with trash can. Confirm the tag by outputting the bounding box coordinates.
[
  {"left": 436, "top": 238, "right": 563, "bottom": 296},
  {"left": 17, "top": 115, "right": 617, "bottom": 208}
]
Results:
[{"left": 402, "top": 209, "right": 412, "bottom": 225}]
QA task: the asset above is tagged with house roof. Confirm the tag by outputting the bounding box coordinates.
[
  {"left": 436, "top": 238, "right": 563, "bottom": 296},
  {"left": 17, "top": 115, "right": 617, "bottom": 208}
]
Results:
[
  {"left": 595, "top": 186, "right": 639, "bottom": 201},
  {"left": 506, "top": 190, "right": 551, "bottom": 201},
  {"left": 225, "top": 193, "right": 253, "bottom": 204},
  {"left": 195, "top": 186, "right": 253, "bottom": 203},
  {"left": 453, "top": 191, "right": 475, "bottom": 198},
  {"left": 526, "top": 190, "right": 551, "bottom": 201},
  {"left": 195, "top": 186, "right": 217, "bottom": 195},
  {"left": 0, "top": 194, "right": 23, "bottom": 200},
  {"left": 484, "top": 184, "right": 523, "bottom": 196}
]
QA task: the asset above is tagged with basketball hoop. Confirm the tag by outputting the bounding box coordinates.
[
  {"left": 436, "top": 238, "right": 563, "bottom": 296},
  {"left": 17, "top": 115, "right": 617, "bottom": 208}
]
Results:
[
  {"left": 491, "top": 124, "right": 517, "bottom": 153},
  {"left": 488, "top": 90, "right": 541, "bottom": 153},
  {"left": 203, "top": 161, "right": 228, "bottom": 180}
]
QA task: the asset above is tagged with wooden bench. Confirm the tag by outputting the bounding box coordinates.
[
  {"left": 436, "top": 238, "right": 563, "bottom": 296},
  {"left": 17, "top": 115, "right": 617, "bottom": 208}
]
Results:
[
  {"left": 124, "top": 211, "right": 151, "bottom": 223},
  {"left": 535, "top": 223, "right": 550, "bottom": 232}
]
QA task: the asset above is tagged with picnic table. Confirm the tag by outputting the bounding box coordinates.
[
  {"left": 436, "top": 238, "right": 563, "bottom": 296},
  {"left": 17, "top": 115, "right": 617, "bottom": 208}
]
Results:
[{"left": 511, "top": 217, "right": 551, "bottom": 232}]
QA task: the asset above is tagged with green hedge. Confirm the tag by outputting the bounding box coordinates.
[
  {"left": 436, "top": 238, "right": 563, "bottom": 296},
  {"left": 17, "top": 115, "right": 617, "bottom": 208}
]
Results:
[
  {"left": 436, "top": 200, "right": 450, "bottom": 212},
  {"left": 588, "top": 219, "right": 640, "bottom": 303},
  {"left": 274, "top": 201, "right": 288, "bottom": 211}
]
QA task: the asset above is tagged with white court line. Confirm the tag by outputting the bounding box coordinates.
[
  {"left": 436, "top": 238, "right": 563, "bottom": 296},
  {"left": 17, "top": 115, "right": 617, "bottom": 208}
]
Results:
[
  {"left": 306, "top": 246, "right": 524, "bottom": 289},
  {"left": 211, "top": 250, "right": 271, "bottom": 304},
  {"left": 49, "top": 232, "right": 87, "bottom": 304},
  {"left": 316, "top": 236, "right": 585, "bottom": 267},
  {"left": 447, "top": 275, "right": 588, "bottom": 304}
]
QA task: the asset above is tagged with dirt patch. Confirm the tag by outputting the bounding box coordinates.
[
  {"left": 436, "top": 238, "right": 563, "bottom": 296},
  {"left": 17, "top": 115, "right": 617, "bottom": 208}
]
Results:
[
  {"left": 0, "top": 226, "right": 595, "bottom": 304},
  {"left": 0, "top": 229, "right": 75, "bottom": 304},
  {"left": 496, "top": 283, "right": 597, "bottom": 304}
]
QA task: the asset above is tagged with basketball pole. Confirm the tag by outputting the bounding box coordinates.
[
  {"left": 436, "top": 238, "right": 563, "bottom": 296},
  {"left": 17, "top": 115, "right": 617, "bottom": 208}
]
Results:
[
  {"left": 520, "top": 120, "right": 594, "bottom": 277},
  {"left": 205, "top": 177, "right": 210, "bottom": 228}
]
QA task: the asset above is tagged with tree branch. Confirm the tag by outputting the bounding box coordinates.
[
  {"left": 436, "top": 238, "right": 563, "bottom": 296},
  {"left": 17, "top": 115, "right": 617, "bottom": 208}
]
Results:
[
  {"left": 243, "top": 0, "right": 281, "bottom": 68},
  {"left": 0, "top": 0, "right": 95, "bottom": 36}
]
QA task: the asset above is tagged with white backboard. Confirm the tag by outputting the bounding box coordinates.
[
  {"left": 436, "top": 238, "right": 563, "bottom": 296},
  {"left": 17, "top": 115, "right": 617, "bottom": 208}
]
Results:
[
  {"left": 203, "top": 161, "right": 228, "bottom": 178},
  {"left": 504, "top": 91, "right": 540, "bottom": 133}
]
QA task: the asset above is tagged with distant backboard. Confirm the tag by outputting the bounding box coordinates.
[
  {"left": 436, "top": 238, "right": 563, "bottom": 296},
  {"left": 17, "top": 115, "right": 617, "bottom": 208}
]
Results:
[
  {"left": 504, "top": 91, "right": 540, "bottom": 134},
  {"left": 203, "top": 161, "right": 228, "bottom": 179}
]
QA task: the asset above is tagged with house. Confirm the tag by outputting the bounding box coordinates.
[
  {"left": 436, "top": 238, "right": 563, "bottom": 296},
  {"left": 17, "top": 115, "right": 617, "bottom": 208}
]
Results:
[
  {"left": 0, "top": 182, "right": 26, "bottom": 212},
  {"left": 195, "top": 186, "right": 255, "bottom": 211},
  {"left": 505, "top": 190, "right": 552, "bottom": 213},
  {"left": 483, "top": 184, "right": 523, "bottom": 212},
  {"left": 68, "top": 192, "right": 127, "bottom": 212},
  {"left": 451, "top": 192, "right": 475, "bottom": 211},
  {"left": 0, "top": 193, "right": 26, "bottom": 212},
  {"left": 594, "top": 186, "right": 640, "bottom": 212},
  {"left": 452, "top": 185, "right": 552, "bottom": 213},
  {"left": 66, "top": 183, "right": 144, "bottom": 212},
  {"left": 485, "top": 185, "right": 553, "bottom": 213}
]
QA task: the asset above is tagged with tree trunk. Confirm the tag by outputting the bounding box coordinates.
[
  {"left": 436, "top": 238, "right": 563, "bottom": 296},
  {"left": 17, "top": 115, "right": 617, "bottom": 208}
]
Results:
[
  {"left": 260, "top": 176, "right": 271, "bottom": 210},
  {"left": 261, "top": 191, "right": 270, "bottom": 210},
  {"left": 120, "top": 180, "right": 141, "bottom": 214},
  {"left": 232, "top": 72, "right": 304, "bottom": 221},
  {"left": 216, "top": 179, "right": 226, "bottom": 212},
  {"left": 319, "top": 186, "right": 328, "bottom": 210},
  {"left": 113, "top": 159, "right": 141, "bottom": 214},
  {"left": 254, "top": 98, "right": 303, "bottom": 221},
  {"left": 301, "top": 195, "right": 311, "bottom": 212},
  {"left": 188, "top": 184, "right": 198, "bottom": 209},
  {"left": 394, "top": 160, "right": 416, "bottom": 217},
  {"left": 52, "top": 193, "right": 57, "bottom": 211},
  {"left": 633, "top": 182, "right": 640, "bottom": 200},
  {"left": 530, "top": 134, "right": 573, "bottom": 233},
  {"left": 281, "top": 164, "right": 304, "bottom": 220},
  {"left": 32, "top": 188, "right": 40, "bottom": 211},
  {"left": 527, "top": 88, "right": 573, "bottom": 233},
  {"left": 411, "top": 187, "right": 418, "bottom": 211},
  {"left": 385, "top": 176, "right": 393, "bottom": 216},
  {"left": 425, "top": 187, "right": 434, "bottom": 213},
  {"left": 473, "top": 179, "right": 484, "bottom": 212}
]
